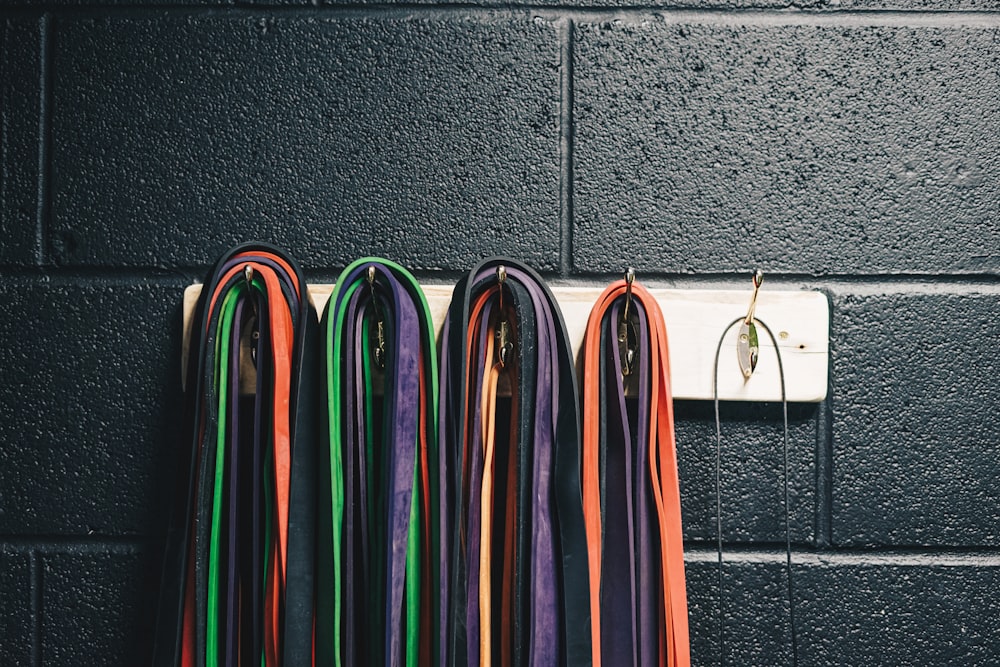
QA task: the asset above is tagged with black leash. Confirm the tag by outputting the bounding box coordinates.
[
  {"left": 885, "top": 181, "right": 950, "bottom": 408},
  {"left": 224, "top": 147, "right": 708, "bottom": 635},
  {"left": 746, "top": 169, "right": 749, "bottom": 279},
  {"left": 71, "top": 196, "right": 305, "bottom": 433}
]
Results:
[{"left": 712, "top": 314, "right": 798, "bottom": 667}]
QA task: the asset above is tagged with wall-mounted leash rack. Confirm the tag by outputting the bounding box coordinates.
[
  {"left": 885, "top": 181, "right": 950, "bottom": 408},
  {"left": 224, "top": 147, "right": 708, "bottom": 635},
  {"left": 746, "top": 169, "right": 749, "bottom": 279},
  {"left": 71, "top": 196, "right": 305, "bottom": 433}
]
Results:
[{"left": 183, "top": 282, "right": 828, "bottom": 402}]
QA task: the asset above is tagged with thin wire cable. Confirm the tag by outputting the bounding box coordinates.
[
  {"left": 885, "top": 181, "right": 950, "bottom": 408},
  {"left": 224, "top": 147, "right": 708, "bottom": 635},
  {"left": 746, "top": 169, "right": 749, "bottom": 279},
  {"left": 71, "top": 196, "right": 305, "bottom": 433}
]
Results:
[{"left": 712, "top": 317, "right": 798, "bottom": 667}]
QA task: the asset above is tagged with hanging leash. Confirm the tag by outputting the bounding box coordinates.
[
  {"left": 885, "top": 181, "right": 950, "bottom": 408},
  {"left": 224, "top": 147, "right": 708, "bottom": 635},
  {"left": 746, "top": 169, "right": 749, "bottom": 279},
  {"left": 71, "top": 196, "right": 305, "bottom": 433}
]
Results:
[
  {"left": 580, "top": 271, "right": 690, "bottom": 667},
  {"left": 153, "top": 243, "right": 318, "bottom": 667},
  {"left": 317, "top": 257, "right": 440, "bottom": 667},
  {"left": 712, "top": 271, "right": 798, "bottom": 667},
  {"left": 439, "top": 258, "right": 592, "bottom": 667}
]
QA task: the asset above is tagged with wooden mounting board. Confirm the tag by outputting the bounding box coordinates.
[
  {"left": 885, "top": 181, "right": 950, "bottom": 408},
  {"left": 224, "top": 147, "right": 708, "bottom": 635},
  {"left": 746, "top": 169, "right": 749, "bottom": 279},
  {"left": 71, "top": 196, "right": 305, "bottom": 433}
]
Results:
[{"left": 183, "top": 284, "right": 829, "bottom": 402}]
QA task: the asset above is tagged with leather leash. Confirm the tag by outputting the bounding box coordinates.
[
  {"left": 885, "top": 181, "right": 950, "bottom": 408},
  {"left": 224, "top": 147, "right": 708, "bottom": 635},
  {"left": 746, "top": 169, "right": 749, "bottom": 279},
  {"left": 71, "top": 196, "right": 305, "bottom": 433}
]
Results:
[
  {"left": 439, "top": 258, "right": 592, "bottom": 667},
  {"left": 153, "top": 243, "right": 319, "bottom": 667},
  {"left": 580, "top": 277, "right": 690, "bottom": 667},
  {"left": 317, "top": 258, "right": 440, "bottom": 667}
]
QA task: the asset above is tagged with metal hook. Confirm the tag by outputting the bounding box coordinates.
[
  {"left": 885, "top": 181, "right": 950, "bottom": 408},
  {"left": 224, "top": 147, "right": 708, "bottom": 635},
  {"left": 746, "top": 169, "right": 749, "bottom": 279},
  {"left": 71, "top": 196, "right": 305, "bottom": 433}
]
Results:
[
  {"left": 366, "top": 265, "right": 386, "bottom": 369},
  {"left": 497, "top": 265, "right": 507, "bottom": 314},
  {"left": 744, "top": 269, "right": 763, "bottom": 325},
  {"left": 619, "top": 268, "right": 638, "bottom": 377},
  {"left": 496, "top": 265, "right": 514, "bottom": 368},
  {"left": 738, "top": 270, "right": 763, "bottom": 380},
  {"left": 243, "top": 264, "right": 260, "bottom": 367},
  {"left": 623, "top": 267, "right": 635, "bottom": 323}
]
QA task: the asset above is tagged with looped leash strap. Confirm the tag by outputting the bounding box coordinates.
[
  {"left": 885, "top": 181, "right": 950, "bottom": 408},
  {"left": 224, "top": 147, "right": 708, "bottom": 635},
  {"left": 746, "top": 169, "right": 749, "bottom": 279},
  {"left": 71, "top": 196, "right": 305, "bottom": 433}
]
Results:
[
  {"left": 439, "top": 258, "right": 592, "bottom": 667},
  {"left": 581, "top": 280, "right": 690, "bottom": 667},
  {"left": 317, "top": 258, "right": 440, "bottom": 667},
  {"left": 153, "top": 243, "right": 318, "bottom": 667},
  {"left": 712, "top": 317, "right": 798, "bottom": 667}
]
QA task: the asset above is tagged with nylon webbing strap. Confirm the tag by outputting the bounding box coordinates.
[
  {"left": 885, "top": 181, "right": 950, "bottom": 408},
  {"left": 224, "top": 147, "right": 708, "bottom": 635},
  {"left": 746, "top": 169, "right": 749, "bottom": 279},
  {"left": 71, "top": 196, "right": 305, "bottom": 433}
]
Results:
[
  {"left": 153, "top": 243, "right": 318, "bottom": 667},
  {"left": 580, "top": 280, "right": 690, "bottom": 667},
  {"left": 317, "top": 258, "right": 440, "bottom": 667},
  {"left": 439, "top": 258, "right": 592, "bottom": 667}
]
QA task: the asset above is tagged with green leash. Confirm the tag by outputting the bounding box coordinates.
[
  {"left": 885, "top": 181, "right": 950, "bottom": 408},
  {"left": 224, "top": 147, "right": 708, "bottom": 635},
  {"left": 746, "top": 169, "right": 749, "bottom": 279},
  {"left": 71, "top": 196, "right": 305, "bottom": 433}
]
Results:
[{"left": 321, "top": 257, "right": 440, "bottom": 667}]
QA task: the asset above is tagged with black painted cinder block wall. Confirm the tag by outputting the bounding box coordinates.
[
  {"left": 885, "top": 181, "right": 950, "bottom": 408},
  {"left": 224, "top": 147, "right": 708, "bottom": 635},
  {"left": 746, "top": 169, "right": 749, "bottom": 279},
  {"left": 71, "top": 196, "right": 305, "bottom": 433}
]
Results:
[{"left": 1, "top": 1, "right": 997, "bottom": 664}]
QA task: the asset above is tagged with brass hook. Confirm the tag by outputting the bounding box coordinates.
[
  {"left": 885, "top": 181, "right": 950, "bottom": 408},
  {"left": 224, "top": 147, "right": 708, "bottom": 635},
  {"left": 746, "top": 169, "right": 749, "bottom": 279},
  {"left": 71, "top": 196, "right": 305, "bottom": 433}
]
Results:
[
  {"left": 744, "top": 269, "right": 763, "bottom": 325},
  {"left": 738, "top": 270, "right": 763, "bottom": 380}
]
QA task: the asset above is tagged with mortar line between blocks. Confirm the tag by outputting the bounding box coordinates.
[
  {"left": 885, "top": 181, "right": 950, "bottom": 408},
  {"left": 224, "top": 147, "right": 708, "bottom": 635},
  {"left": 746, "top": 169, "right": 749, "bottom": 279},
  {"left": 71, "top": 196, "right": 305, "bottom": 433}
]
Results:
[
  {"left": 30, "top": 551, "right": 42, "bottom": 667},
  {"left": 0, "top": 536, "right": 149, "bottom": 552},
  {"left": 813, "top": 304, "right": 835, "bottom": 550},
  {"left": 817, "top": 382, "right": 834, "bottom": 548},
  {"left": 683, "top": 545, "right": 1000, "bottom": 566},
  {"left": 1, "top": 22, "right": 9, "bottom": 244},
  {"left": 25, "top": 6, "right": 1000, "bottom": 25},
  {"left": 36, "top": 13, "right": 53, "bottom": 268},
  {"left": 558, "top": 18, "right": 574, "bottom": 277}
]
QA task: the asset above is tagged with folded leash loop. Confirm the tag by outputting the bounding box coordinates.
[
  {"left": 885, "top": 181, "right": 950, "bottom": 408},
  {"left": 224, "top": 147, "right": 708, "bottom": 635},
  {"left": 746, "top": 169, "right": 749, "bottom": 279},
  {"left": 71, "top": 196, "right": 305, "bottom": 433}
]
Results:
[
  {"left": 441, "top": 258, "right": 592, "bottom": 667},
  {"left": 153, "top": 243, "right": 318, "bottom": 667},
  {"left": 318, "top": 258, "right": 440, "bottom": 667},
  {"left": 581, "top": 279, "right": 690, "bottom": 667}
]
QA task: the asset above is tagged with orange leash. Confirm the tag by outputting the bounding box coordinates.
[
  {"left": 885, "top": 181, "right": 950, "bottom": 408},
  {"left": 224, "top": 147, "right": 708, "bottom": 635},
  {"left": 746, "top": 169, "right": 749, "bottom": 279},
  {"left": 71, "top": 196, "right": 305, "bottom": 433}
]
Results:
[{"left": 581, "top": 279, "right": 690, "bottom": 667}]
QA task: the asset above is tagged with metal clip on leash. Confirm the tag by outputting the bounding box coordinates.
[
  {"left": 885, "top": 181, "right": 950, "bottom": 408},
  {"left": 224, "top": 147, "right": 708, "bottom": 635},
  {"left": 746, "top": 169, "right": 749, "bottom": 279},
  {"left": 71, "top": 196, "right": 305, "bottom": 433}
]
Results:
[
  {"left": 618, "top": 267, "right": 638, "bottom": 377},
  {"left": 367, "top": 265, "right": 387, "bottom": 369},
  {"left": 496, "top": 265, "right": 514, "bottom": 368},
  {"left": 244, "top": 264, "right": 261, "bottom": 368}
]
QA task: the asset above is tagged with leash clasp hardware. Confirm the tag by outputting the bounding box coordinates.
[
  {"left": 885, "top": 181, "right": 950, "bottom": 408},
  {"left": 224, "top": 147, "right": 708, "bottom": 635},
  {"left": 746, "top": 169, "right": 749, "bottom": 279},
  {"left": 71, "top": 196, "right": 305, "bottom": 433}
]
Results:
[
  {"left": 497, "top": 320, "right": 513, "bottom": 368},
  {"left": 244, "top": 264, "right": 261, "bottom": 368},
  {"left": 496, "top": 265, "right": 515, "bottom": 368},
  {"left": 737, "top": 270, "right": 763, "bottom": 380},
  {"left": 619, "top": 267, "right": 638, "bottom": 377},
  {"left": 367, "top": 265, "right": 387, "bottom": 369}
]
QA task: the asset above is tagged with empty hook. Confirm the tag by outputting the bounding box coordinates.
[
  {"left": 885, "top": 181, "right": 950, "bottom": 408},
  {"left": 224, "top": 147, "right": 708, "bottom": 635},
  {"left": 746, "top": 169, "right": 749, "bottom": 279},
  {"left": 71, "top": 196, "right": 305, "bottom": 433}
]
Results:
[{"left": 737, "top": 270, "right": 763, "bottom": 380}]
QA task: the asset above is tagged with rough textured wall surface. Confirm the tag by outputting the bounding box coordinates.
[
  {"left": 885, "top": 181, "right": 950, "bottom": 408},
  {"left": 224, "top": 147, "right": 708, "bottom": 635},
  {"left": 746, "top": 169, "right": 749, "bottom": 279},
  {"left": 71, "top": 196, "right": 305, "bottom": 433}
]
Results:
[{"left": 1, "top": 3, "right": 997, "bottom": 665}]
